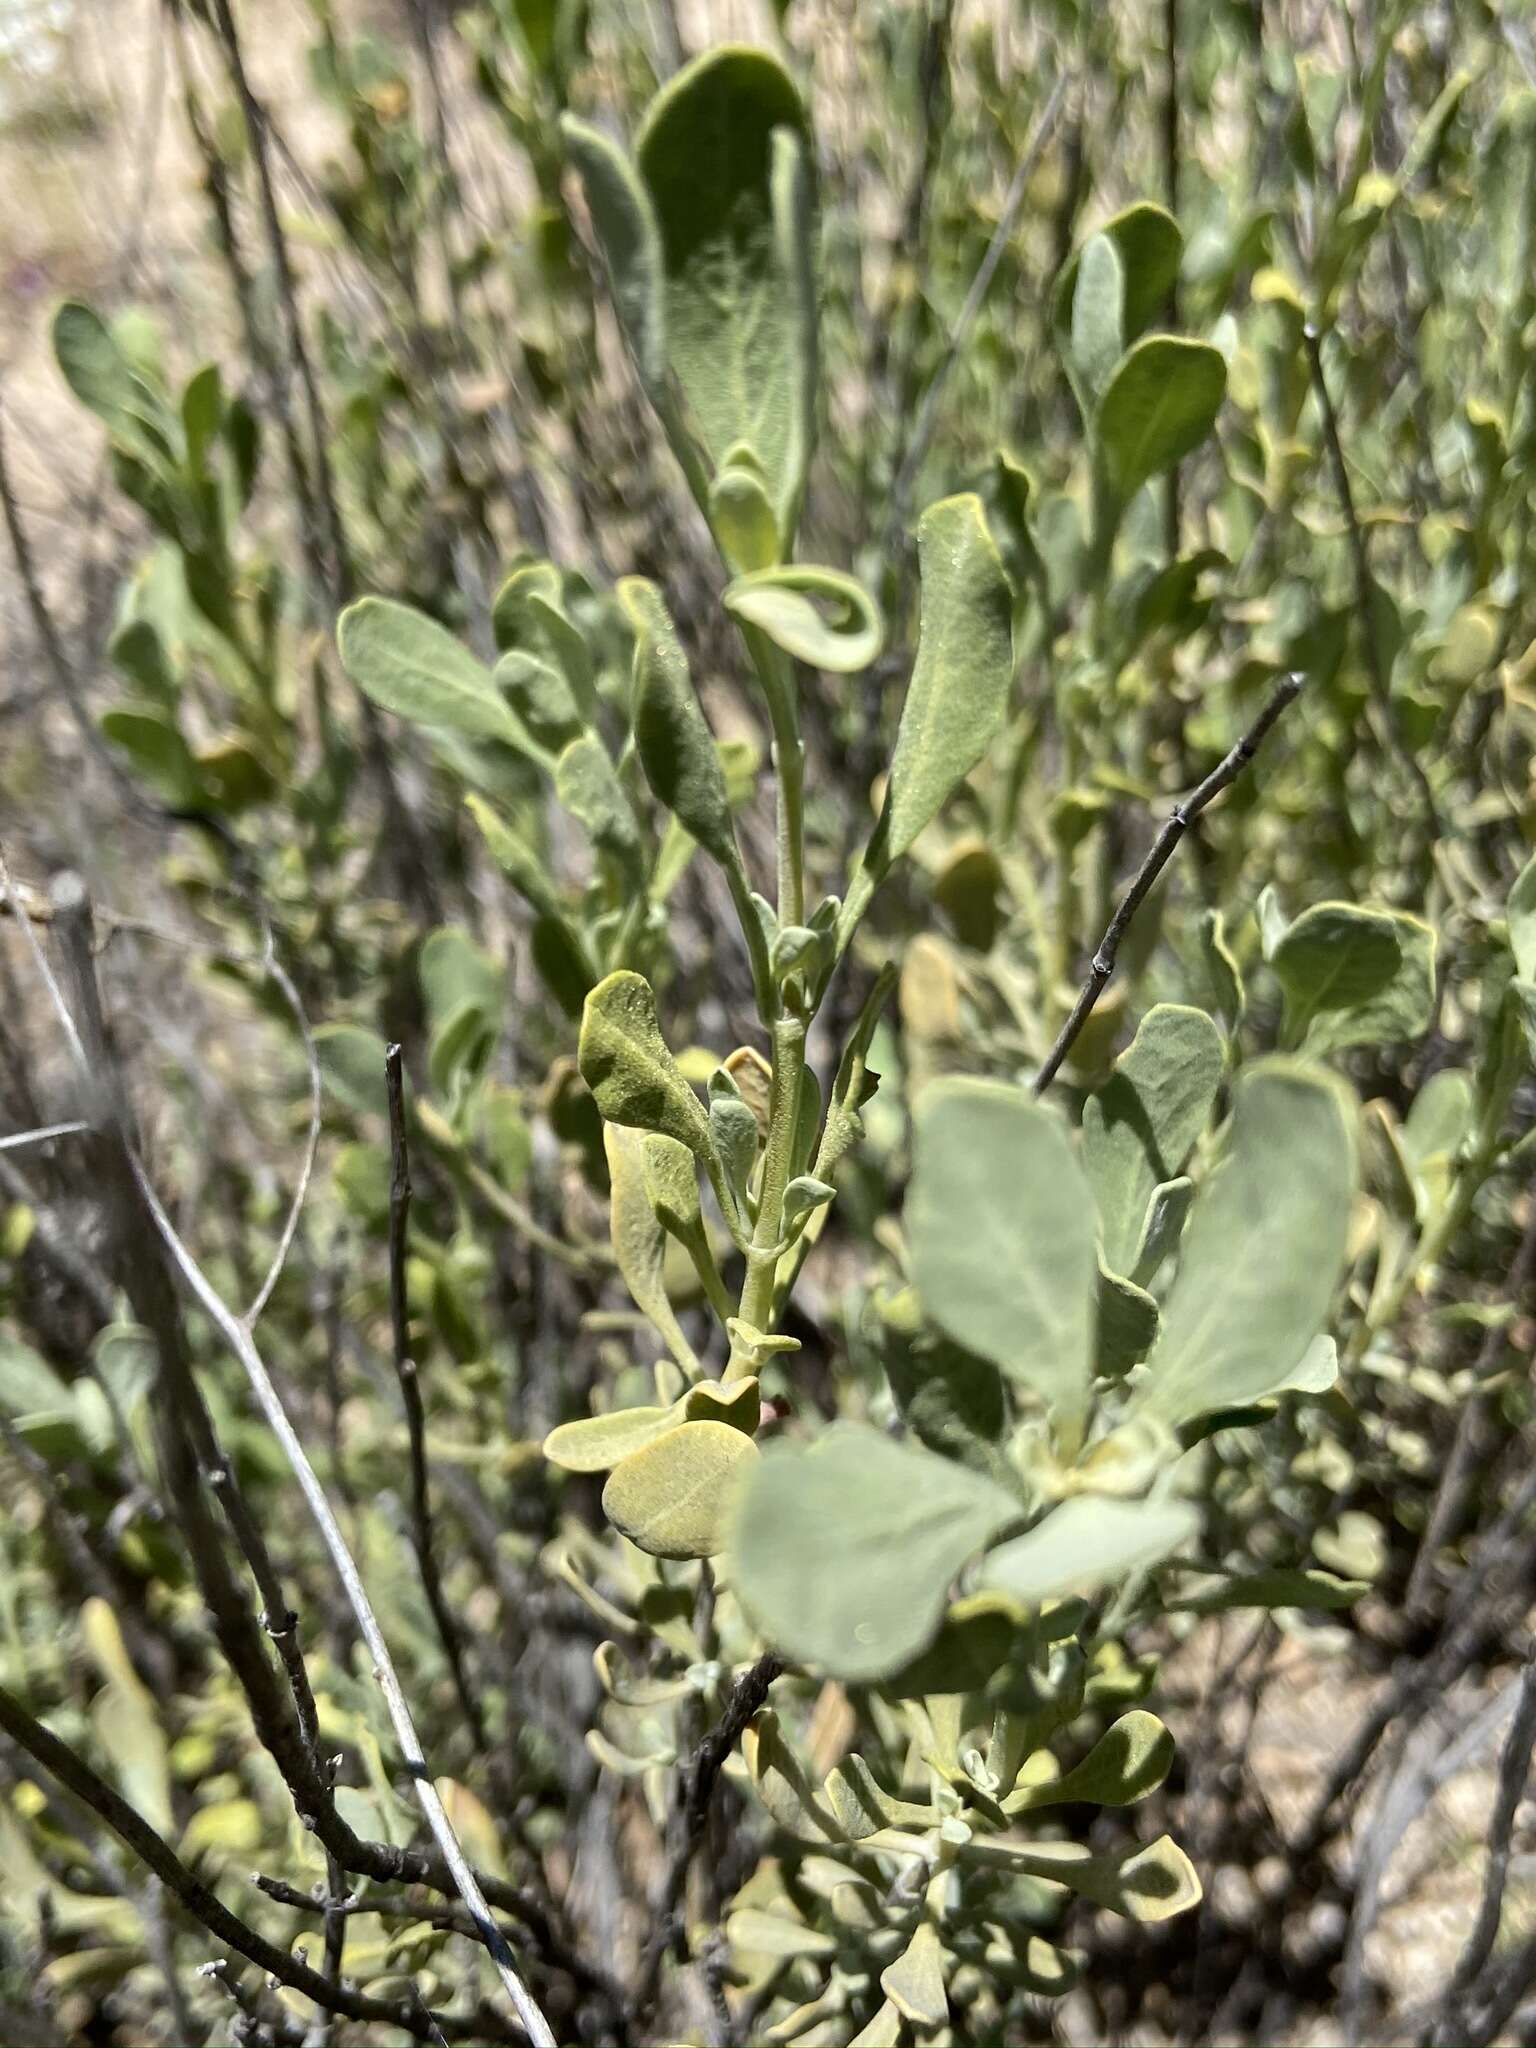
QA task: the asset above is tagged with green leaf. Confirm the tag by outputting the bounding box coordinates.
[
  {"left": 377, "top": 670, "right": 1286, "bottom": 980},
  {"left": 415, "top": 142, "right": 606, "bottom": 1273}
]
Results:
[
  {"left": 1081, "top": 1004, "right": 1224, "bottom": 1277},
  {"left": 495, "top": 650, "right": 582, "bottom": 751},
  {"left": 968, "top": 1832, "right": 1201, "bottom": 1923},
  {"left": 578, "top": 971, "right": 716, "bottom": 1168},
  {"left": 622, "top": 577, "right": 737, "bottom": 869},
  {"left": 1133, "top": 1177, "right": 1194, "bottom": 1286},
  {"left": 1271, "top": 901, "right": 1403, "bottom": 1043},
  {"left": 634, "top": 46, "right": 816, "bottom": 535},
  {"left": 731, "top": 1424, "right": 1020, "bottom": 1680},
  {"left": 723, "top": 565, "right": 883, "bottom": 673},
  {"left": 54, "top": 301, "right": 175, "bottom": 470},
  {"left": 709, "top": 456, "right": 780, "bottom": 572},
  {"left": 100, "top": 708, "right": 201, "bottom": 809},
  {"left": 880, "top": 1922, "right": 947, "bottom": 2029},
  {"left": 1067, "top": 232, "right": 1125, "bottom": 406},
  {"left": 1097, "top": 1264, "right": 1160, "bottom": 1377},
  {"left": 1055, "top": 203, "right": 1184, "bottom": 354},
  {"left": 1304, "top": 914, "right": 1436, "bottom": 1057},
  {"left": 463, "top": 794, "right": 565, "bottom": 923},
  {"left": 1169, "top": 1566, "right": 1365, "bottom": 1615},
  {"left": 544, "top": 1405, "right": 680, "bottom": 1473},
  {"left": 338, "top": 598, "right": 532, "bottom": 749},
  {"left": 554, "top": 734, "right": 643, "bottom": 883},
  {"left": 908, "top": 1079, "right": 1097, "bottom": 1427},
  {"left": 1005, "top": 1711, "right": 1174, "bottom": 1811},
  {"left": 604, "top": 1125, "right": 700, "bottom": 1373},
  {"left": 1095, "top": 336, "right": 1226, "bottom": 508},
  {"left": 982, "top": 1497, "right": 1198, "bottom": 1605},
  {"left": 601, "top": 1419, "right": 758, "bottom": 1558},
  {"left": 1135, "top": 1061, "right": 1355, "bottom": 1427},
  {"left": 560, "top": 115, "right": 666, "bottom": 392},
  {"left": 825, "top": 1753, "right": 937, "bottom": 1837},
  {"left": 854, "top": 496, "right": 1013, "bottom": 905}
]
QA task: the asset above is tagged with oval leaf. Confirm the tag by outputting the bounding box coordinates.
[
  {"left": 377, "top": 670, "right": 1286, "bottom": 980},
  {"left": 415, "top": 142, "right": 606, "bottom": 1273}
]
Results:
[
  {"left": 908, "top": 1079, "right": 1097, "bottom": 1425},
  {"left": 723, "top": 565, "right": 883, "bottom": 673},
  {"left": 338, "top": 598, "right": 528, "bottom": 748},
  {"left": 1095, "top": 336, "right": 1226, "bottom": 508},
  {"left": 731, "top": 1423, "right": 1021, "bottom": 1681},
  {"left": 602, "top": 1419, "right": 758, "bottom": 1558}
]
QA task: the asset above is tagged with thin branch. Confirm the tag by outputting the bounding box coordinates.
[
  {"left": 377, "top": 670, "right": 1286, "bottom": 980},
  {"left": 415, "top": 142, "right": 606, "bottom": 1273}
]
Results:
[
  {"left": 637, "top": 1654, "right": 784, "bottom": 2009},
  {"left": 0, "top": 1120, "right": 90, "bottom": 1153},
  {"left": 1032, "top": 670, "right": 1304, "bottom": 1095},
  {"left": 36, "top": 874, "right": 553, "bottom": 2043},
  {"left": 1438, "top": 1651, "right": 1536, "bottom": 2028},
  {"left": 386, "top": 1042, "right": 487, "bottom": 1749},
  {"left": 0, "top": 1683, "right": 501, "bottom": 2043},
  {"left": 243, "top": 946, "right": 321, "bottom": 1328}
]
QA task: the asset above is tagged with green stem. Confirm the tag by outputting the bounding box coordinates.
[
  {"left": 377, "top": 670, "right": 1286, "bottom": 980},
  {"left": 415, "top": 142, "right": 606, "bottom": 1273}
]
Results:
[
  {"left": 739, "top": 621, "right": 805, "bottom": 929},
  {"left": 727, "top": 1013, "right": 807, "bottom": 1378}
]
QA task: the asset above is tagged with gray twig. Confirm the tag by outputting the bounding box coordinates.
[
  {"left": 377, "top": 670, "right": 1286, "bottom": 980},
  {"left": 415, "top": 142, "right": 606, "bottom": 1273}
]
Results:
[
  {"left": 1032, "top": 670, "right": 1304, "bottom": 1095},
  {"left": 386, "top": 1043, "right": 487, "bottom": 1750}
]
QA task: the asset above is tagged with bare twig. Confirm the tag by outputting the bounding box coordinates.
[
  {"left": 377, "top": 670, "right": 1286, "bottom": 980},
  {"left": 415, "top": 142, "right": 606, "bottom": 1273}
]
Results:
[
  {"left": 1436, "top": 1651, "right": 1536, "bottom": 2033},
  {"left": 0, "top": 1119, "right": 90, "bottom": 1153},
  {"left": 386, "top": 1043, "right": 487, "bottom": 1749},
  {"left": 1032, "top": 671, "right": 1304, "bottom": 1095},
  {"left": 637, "top": 1654, "right": 785, "bottom": 2010},
  {"left": 32, "top": 871, "right": 554, "bottom": 2046}
]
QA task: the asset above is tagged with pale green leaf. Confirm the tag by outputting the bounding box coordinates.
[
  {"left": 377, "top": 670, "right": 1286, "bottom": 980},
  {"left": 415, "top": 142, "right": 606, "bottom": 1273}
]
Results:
[
  {"left": 338, "top": 598, "right": 530, "bottom": 748},
  {"left": 731, "top": 1424, "right": 1021, "bottom": 1680},
  {"left": 602, "top": 1419, "right": 758, "bottom": 1558},
  {"left": 1082, "top": 1004, "right": 1224, "bottom": 1277},
  {"left": 982, "top": 1496, "right": 1198, "bottom": 1605},
  {"left": 723, "top": 565, "right": 883, "bottom": 673},
  {"left": 1136, "top": 1061, "right": 1355, "bottom": 1426},
  {"left": 604, "top": 1124, "right": 700, "bottom": 1372},
  {"left": 908, "top": 1078, "right": 1097, "bottom": 1424},
  {"left": 578, "top": 971, "right": 716, "bottom": 1166}
]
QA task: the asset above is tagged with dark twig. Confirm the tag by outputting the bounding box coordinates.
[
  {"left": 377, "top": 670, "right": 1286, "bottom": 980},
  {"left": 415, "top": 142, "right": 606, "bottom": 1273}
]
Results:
[
  {"left": 1032, "top": 670, "right": 1304, "bottom": 1095},
  {"left": 33, "top": 877, "right": 554, "bottom": 2046},
  {"left": 1303, "top": 321, "right": 1440, "bottom": 860},
  {"left": 637, "top": 1654, "right": 785, "bottom": 2010},
  {"left": 0, "top": 1684, "right": 504, "bottom": 2043},
  {"left": 1437, "top": 1650, "right": 1536, "bottom": 2034},
  {"left": 386, "top": 1043, "right": 487, "bottom": 1748}
]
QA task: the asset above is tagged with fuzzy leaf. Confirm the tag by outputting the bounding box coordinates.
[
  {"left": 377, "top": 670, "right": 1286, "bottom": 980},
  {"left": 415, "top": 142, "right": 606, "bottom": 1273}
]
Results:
[
  {"left": 635, "top": 46, "right": 816, "bottom": 533},
  {"left": 1068, "top": 232, "right": 1125, "bottom": 405},
  {"left": 338, "top": 598, "right": 530, "bottom": 748},
  {"left": 1272, "top": 901, "right": 1404, "bottom": 1045},
  {"left": 858, "top": 495, "right": 1014, "bottom": 893},
  {"left": 560, "top": 116, "right": 666, "bottom": 391},
  {"left": 604, "top": 1124, "right": 699, "bottom": 1372},
  {"left": 578, "top": 971, "right": 716, "bottom": 1165},
  {"left": 1056, "top": 203, "right": 1184, "bottom": 354},
  {"left": 622, "top": 578, "right": 737, "bottom": 869},
  {"left": 908, "top": 1079, "right": 1097, "bottom": 1424},
  {"left": 969, "top": 1833, "right": 1201, "bottom": 1923},
  {"left": 1082, "top": 1004, "right": 1224, "bottom": 1276},
  {"left": 602, "top": 1420, "right": 758, "bottom": 1558},
  {"left": 982, "top": 1496, "right": 1198, "bottom": 1605},
  {"left": 555, "top": 734, "right": 643, "bottom": 882},
  {"left": 1005, "top": 1711, "right": 1174, "bottom": 1811},
  {"left": 1169, "top": 1566, "right": 1366, "bottom": 1615},
  {"left": 880, "top": 1921, "right": 947, "bottom": 2029},
  {"left": 1136, "top": 1061, "right": 1355, "bottom": 1426},
  {"left": 543, "top": 1406, "right": 678, "bottom": 1472},
  {"left": 732, "top": 1423, "right": 1020, "bottom": 1680},
  {"left": 1302, "top": 914, "right": 1437, "bottom": 1057},
  {"left": 1095, "top": 336, "right": 1226, "bottom": 508},
  {"left": 723, "top": 565, "right": 883, "bottom": 673}
]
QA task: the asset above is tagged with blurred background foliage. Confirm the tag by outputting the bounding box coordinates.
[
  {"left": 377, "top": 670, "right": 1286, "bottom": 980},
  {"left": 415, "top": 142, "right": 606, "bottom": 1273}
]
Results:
[{"left": 0, "top": 0, "right": 1534, "bottom": 2042}]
